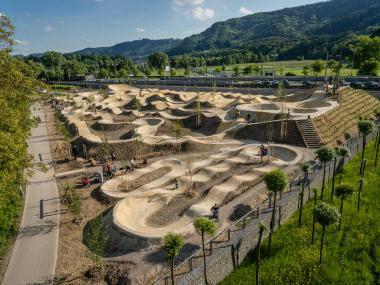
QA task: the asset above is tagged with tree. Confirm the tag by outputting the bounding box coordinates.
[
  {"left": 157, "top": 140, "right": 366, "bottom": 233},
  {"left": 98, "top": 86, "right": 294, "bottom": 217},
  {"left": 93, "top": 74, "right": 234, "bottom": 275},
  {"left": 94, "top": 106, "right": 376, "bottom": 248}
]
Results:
[
  {"left": 313, "top": 202, "right": 340, "bottom": 264},
  {"left": 256, "top": 222, "right": 268, "bottom": 285},
  {"left": 336, "top": 146, "right": 350, "bottom": 173},
  {"left": 298, "top": 162, "right": 311, "bottom": 227},
  {"left": 357, "top": 120, "right": 375, "bottom": 175},
  {"left": 148, "top": 51, "right": 169, "bottom": 70},
  {"left": 232, "top": 66, "right": 240, "bottom": 77},
  {"left": 311, "top": 60, "right": 324, "bottom": 75},
  {"left": 193, "top": 217, "right": 216, "bottom": 285},
  {"left": 164, "top": 233, "right": 184, "bottom": 285},
  {"left": 353, "top": 36, "right": 380, "bottom": 76},
  {"left": 277, "top": 65, "right": 285, "bottom": 77},
  {"left": 0, "top": 15, "right": 42, "bottom": 254},
  {"left": 315, "top": 146, "right": 335, "bottom": 199},
  {"left": 263, "top": 169, "right": 288, "bottom": 255},
  {"left": 173, "top": 120, "right": 183, "bottom": 152},
  {"left": 334, "top": 184, "right": 354, "bottom": 230},
  {"left": 327, "top": 60, "right": 339, "bottom": 76},
  {"left": 302, "top": 65, "right": 310, "bottom": 77},
  {"left": 67, "top": 187, "right": 82, "bottom": 224},
  {"left": 243, "top": 65, "right": 253, "bottom": 75}
]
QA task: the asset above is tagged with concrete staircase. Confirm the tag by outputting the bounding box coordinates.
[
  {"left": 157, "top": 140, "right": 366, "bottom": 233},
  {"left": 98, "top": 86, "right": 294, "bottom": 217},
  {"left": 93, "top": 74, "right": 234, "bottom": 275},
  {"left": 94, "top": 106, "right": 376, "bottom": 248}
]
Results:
[{"left": 296, "top": 119, "right": 321, "bottom": 149}]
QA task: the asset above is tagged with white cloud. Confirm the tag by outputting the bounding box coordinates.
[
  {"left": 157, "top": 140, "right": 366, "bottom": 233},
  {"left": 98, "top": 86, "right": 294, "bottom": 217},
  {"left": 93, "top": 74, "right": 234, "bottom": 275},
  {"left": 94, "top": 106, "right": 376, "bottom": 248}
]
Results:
[
  {"left": 44, "top": 25, "right": 54, "bottom": 32},
  {"left": 192, "top": 6, "right": 214, "bottom": 21},
  {"left": 173, "top": 0, "right": 204, "bottom": 6},
  {"left": 239, "top": 7, "right": 253, "bottom": 16},
  {"left": 136, "top": 27, "right": 145, "bottom": 33},
  {"left": 14, "top": 39, "right": 30, "bottom": 46}
]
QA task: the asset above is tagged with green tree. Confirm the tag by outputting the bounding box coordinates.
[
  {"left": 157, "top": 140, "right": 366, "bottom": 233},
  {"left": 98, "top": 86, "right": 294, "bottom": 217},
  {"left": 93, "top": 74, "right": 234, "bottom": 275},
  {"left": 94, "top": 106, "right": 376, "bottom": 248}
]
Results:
[
  {"left": 243, "top": 65, "right": 253, "bottom": 75},
  {"left": 311, "top": 60, "right": 324, "bottom": 75},
  {"left": 193, "top": 217, "right": 216, "bottom": 285},
  {"left": 277, "top": 65, "right": 285, "bottom": 76},
  {"left": 67, "top": 188, "right": 82, "bottom": 224},
  {"left": 0, "top": 15, "right": 41, "bottom": 255},
  {"left": 148, "top": 51, "right": 169, "bottom": 70},
  {"left": 164, "top": 233, "right": 184, "bottom": 285},
  {"left": 357, "top": 120, "right": 375, "bottom": 175},
  {"left": 302, "top": 65, "right": 310, "bottom": 77},
  {"left": 313, "top": 202, "right": 340, "bottom": 264},
  {"left": 315, "top": 146, "right": 335, "bottom": 199},
  {"left": 353, "top": 36, "right": 380, "bottom": 76},
  {"left": 336, "top": 146, "right": 350, "bottom": 173},
  {"left": 334, "top": 184, "right": 354, "bottom": 230},
  {"left": 298, "top": 162, "right": 311, "bottom": 227},
  {"left": 327, "top": 60, "right": 338, "bottom": 76},
  {"left": 263, "top": 169, "right": 288, "bottom": 255},
  {"left": 232, "top": 66, "right": 240, "bottom": 77}
]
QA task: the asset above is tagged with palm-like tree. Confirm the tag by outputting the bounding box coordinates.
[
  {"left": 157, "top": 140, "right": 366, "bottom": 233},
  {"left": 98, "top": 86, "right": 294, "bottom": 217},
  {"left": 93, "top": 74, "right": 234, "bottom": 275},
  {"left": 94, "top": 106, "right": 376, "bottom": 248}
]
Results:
[
  {"left": 263, "top": 169, "right": 288, "bottom": 255},
  {"left": 313, "top": 202, "right": 341, "bottom": 264},
  {"left": 164, "top": 233, "right": 184, "bottom": 285},
  {"left": 334, "top": 184, "right": 354, "bottom": 230},
  {"left": 336, "top": 146, "right": 350, "bottom": 173},
  {"left": 357, "top": 120, "right": 375, "bottom": 174},
  {"left": 193, "top": 217, "right": 216, "bottom": 285},
  {"left": 315, "top": 146, "right": 335, "bottom": 199},
  {"left": 298, "top": 162, "right": 311, "bottom": 227}
]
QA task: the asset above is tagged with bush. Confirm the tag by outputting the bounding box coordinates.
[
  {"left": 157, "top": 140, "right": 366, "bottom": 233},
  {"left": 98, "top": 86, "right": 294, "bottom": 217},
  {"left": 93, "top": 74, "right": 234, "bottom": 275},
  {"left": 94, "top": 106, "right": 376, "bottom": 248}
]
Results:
[{"left": 285, "top": 72, "right": 296, "bottom": 76}]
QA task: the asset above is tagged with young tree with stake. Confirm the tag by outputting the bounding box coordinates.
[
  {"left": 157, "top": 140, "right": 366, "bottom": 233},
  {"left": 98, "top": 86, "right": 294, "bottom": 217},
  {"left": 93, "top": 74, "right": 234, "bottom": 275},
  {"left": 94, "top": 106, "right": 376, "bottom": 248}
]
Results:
[
  {"left": 164, "top": 233, "right": 184, "bottom": 285},
  {"left": 315, "top": 146, "right": 335, "bottom": 199},
  {"left": 313, "top": 202, "right": 341, "bottom": 264},
  {"left": 263, "top": 169, "right": 288, "bottom": 256},
  {"left": 193, "top": 217, "right": 216, "bottom": 285},
  {"left": 357, "top": 120, "right": 375, "bottom": 174},
  {"left": 336, "top": 146, "right": 350, "bottom": 173},
  {"left": 298, "top": 162, "right": 311, "bottom": 227},
  {"left": 334, "top": 184, "right": 354, "bottom": 230},
  {"left": 256, "top": 222, "right": 268, "bottom": 285}
]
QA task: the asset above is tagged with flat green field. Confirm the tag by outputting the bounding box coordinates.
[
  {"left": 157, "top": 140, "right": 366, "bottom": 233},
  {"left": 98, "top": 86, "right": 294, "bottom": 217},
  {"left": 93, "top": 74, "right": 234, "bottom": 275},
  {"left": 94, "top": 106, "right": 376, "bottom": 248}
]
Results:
[{"left": 220, "top": 139, "right": 379, "bottom": 285}]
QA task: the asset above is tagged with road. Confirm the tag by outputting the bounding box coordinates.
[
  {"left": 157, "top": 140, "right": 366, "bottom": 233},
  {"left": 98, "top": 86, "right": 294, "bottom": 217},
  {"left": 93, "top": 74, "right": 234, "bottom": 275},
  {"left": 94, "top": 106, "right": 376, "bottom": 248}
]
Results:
[{"left": 2, "top": 104, "right": 60, "bottom": 285}]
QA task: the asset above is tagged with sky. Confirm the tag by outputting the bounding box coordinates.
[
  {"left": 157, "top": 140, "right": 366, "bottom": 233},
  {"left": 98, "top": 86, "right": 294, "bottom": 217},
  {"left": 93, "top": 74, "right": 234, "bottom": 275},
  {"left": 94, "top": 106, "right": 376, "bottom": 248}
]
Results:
[{"left": 1, "top": 0, "right": 322, "bottom": 55}]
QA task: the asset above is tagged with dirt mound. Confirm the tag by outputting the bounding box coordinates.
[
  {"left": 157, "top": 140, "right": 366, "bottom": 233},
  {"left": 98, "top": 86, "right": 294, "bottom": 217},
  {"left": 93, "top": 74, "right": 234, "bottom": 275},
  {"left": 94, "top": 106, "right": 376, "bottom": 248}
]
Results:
[
  {"left": 123, "top": 98, "right": 137, "bottom": 109},
  {"left": 145, "top": 94, "right": 166, "bottom": 104},
  {"left": 183, "top": 100, "right": 214, "bottom": 110},
  {"left": 182, "top": 114, "right": 226, "bottom": 136},
  {"left": 91, "top": 121, "right": 135, "bottom": 132}
]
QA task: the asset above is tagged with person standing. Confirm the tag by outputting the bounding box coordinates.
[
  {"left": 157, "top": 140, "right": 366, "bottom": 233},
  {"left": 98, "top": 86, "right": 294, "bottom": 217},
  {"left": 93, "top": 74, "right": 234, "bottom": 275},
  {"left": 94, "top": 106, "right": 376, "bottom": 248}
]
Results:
[{"left": 72, "top": 145, "right": 78, "bottom": 160}]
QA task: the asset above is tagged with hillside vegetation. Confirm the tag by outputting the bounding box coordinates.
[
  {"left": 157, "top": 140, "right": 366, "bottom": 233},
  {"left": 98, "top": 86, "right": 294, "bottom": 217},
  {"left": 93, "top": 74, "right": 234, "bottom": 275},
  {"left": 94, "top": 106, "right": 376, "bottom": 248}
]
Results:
[
  {"left": 169, "top": 0, "right": 380, "bottom": 59},
  {"left": 313, "top": 88, "right": 380, "bottom": 146},
  {"left": 221, "top": 138, "right": 380, "bottom": 285}
]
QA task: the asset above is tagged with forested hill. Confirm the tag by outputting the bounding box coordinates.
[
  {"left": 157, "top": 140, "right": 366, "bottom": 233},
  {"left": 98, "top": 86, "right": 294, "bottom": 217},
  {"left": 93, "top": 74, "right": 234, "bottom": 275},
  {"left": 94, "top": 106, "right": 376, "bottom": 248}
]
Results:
[
  {"left": 168, "top": 0, "right": 380, "bottom": 58},
  {"left": 71, "top": 0, "right": 380, "bottom": 60},
  {"left": 73, "top": 38, "right": 181, "bottom": 60}
]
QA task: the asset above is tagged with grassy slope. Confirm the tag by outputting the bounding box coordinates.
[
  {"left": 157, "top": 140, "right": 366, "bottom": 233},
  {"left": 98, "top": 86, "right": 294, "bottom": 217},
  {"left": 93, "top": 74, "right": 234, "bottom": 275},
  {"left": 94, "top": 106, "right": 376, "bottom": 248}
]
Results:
[{"left": 220, "top": 139, "right": 380, "bottom": 285}]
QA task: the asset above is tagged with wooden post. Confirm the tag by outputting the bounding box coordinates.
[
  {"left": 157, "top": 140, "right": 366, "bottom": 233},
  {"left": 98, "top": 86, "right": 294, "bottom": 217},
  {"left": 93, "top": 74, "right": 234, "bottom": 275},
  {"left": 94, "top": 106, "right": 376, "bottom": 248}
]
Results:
[
  {"left": 243, "top": 217, "right": 246, "bottom": 229},
  {"left": 189, "top": 258, "right": 193, "bottom": 271},
  {"left": 40, "top": 199, "right": 43, "bottom": 219},
  {"left": 227, "top": 229, "right": 231, "bottom": 240},
  {"left": 278, "top": 206, "right": 282, "bottom": 227},
  {"left": 257, "top": 206, "right": 260, "bottom": 218}
]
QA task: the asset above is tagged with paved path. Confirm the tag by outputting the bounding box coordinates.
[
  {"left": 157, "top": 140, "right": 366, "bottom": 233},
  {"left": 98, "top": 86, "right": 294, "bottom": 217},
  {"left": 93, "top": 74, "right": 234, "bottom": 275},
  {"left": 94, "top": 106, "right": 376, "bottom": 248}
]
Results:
[{"left": 2, "top": 104, "right": 60, "bottom": 285}]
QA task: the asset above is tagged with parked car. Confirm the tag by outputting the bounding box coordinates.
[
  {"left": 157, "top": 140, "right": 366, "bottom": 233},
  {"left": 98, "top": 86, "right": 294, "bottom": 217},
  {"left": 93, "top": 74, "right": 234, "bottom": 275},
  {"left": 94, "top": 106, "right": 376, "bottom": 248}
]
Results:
[
  {"left": 263, "top": 79, "right": 271, "bottom": 87},
  {"left": 303, "top": 80, "right": 314, "bottom": 88},
  {"left": 341, "top": 80, "right": 351, "bottom": 86},
  {"left": 366, "top": 81, "right": 380, "bottom": 89},
  {"left": 254, "top": 80, "right": 263, "bottom": 86},
  {"left": 282, "top": 79, "right": 290, "bottom": 87},
  {"left": 350, "top": 81, "right": 365, "bottom": 89}
]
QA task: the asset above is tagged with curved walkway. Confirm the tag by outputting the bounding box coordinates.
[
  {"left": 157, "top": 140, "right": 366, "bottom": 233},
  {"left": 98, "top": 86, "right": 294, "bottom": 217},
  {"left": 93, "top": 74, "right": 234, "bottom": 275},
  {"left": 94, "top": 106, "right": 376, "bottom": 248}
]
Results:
[{"left": 2, "top": 104, "right": 60, "bottom": 285}]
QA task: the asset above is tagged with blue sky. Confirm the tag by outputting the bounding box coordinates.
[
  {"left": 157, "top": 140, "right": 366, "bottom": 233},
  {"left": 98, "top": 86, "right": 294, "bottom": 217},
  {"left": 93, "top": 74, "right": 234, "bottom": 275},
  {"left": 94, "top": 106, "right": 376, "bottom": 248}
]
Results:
[{"left": 1, "top": 0, "right": 322, "bottom": 55}]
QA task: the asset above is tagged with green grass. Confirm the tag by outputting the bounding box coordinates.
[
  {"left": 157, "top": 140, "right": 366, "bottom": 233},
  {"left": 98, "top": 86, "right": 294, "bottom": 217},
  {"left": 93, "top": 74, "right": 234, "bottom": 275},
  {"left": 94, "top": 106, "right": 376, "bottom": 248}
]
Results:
[{"left": 220, "top": 139, "right": 380, "bottom": 285}]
